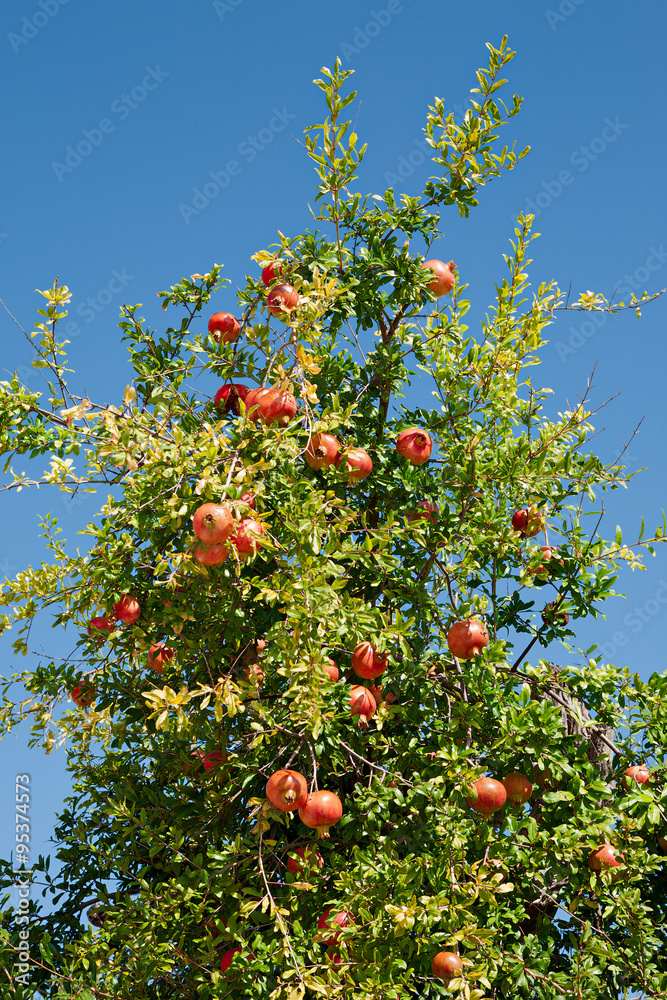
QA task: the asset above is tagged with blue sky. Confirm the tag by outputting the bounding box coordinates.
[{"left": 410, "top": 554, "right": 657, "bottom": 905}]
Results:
[{"left": 1, "top": 0, "right": 666, "bottom": 919}]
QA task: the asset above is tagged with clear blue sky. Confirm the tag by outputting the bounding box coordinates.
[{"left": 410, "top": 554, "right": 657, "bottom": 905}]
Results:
[{"left": 1, "top": 0, "right": 666, "bottom": 911}]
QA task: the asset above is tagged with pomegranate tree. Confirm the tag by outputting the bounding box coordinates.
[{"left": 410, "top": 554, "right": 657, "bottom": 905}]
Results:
[
  {"left": 266, "top": 769, "right": 309, "bottom": 811},
  {"left": 395, "top": 427, "right": 433, "bottom": 465},
  {"left": 446, "top": 619, "right": 489, "bottom": 659},
  {"left": 298, "top": 790, "right": 343, "bottom": 838}
]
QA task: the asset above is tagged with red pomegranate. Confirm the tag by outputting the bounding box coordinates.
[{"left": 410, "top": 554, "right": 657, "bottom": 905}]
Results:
[
  {"left": 267, "top": 283, "right": 299, "bottom": 316},
  {"left": 467, "top": 776, "right": 507, "bottom": 816},
  {"left": 502, "top": 772, "right": 533, "bottom": 806},
  {"left": 588, "top": 844, "right": 623, "bottom": 874},
  {"left": 194, "top": 541, "right": 229, "bottom": 566},
  {"left": 622, "top": 765, "right": 651, "bottom": 789},
  {"left": 322, "top": 658, "right": 339, "bottom": 682},
  {"left": 208, "top": 312, "right": 241, "bottom": 344},
  {"left": 87, "top": 616, "right": 113, "bottom": 639},
  {"left": 113, "top": 594, "right": 141, "bottom": 624},
  {"left": 242, "top": 662, "right": 264, "bottom": 685},
  {"left": 192, "top": 503, "right": 235, "bottom": 545},
  {"left": 351, "top": 642, "right": 388, "bottom": 680},
  {"left": 336, "top": 447, "right": 373, "bottom": 483},
  {"left": 349, "top": 685, "right": 376, "bottom": 728},
  {"left": 327, "top": 946, "right": 344, "bottom": 965},
  {"left": 299, "top": 790, "right": 343, "bottom": 838},
  {"left": 239, "top": 491, "right": 256, "bottom": 509},
  {"left": 304, "top": 433, "right": 341, "bottom": 470},
  {"left": 396, "top": 428, "right": 433, "bottom": 465},
  {"left": 266, "top": 769, "right": 309, "bottom": 812},
  {"left": 148, "top": 643, "right": 174, "bottom": 673},
  {"left": 202, "top": 751, "right": 227, "bottom": 772},
  {"left": 431, "top": 951, "right": 463, "bottom": 982},
  {"left": 233, "top": 518, "right": 266, "bottom": 559},
  {"left": 261, "top": 260, "right": 283, "bottom": 286},
  {"left": 368, "top": 683, "right": 397, "bottom": 706},
  {"left": 71, "top": 683, "right": 96, "bottom": 708},
  {"left": 446, "top": 619, "right": 489, "bottom": 659},
  {"left": 214, "top": 383, "right": 249, "bottom": 416},
  {"left": 407, "top": 500, "right": 439, "bottom": 523},
  {"left": 244, "top": 387, "right": 273, "bottom": 422},
  {"left": 219, "top": 947, "right": 242, "bottom": 973},
  {"left": 260, "top": 389, "right": 297, "bottom": 426},
  {"left": 511, "top": 507, "right": 544, "bottom": 538},
  {"left": 317, "top": 907, "right": 355, "bottom": 943},
  {"left": 286, "top": 845, "right": 324, "bottom": 876},
  {"left": 421, "top": 259, "right": 456, "bottom": 297}
]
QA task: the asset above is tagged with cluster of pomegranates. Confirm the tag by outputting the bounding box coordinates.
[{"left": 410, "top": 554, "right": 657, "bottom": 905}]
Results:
[
  {"left": 192, "top": 499, "right": 266, "bottom": 568},
  {"left": 74, "top": 594, "right": 144, "bottom": 704},
  {"left": 265, "top": 769, "right": 343, "bottom": 839}
]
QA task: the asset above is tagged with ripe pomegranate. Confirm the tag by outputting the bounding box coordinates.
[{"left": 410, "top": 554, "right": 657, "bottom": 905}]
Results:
[
  {"left": 532, "top": 764, "right": 555, "bottom": 791},
  {"left": 219, "top": 947, "right": 242, "bottom": 973},
  {"left": 267, "top": 283, "right": 299, "bottom": 316},
  {"left": 317, "top": 907, "right": 355, "bottom": 943},
  {"left": 326, "top": 947, "right": 344, "bottom": 965},
  {"left": 233, "top": 518, "right": 266, "bottom": 559},
  {"left": 287, "top": 845, "right": 324, "bottom": 876},
  {"left": 351, "top": 642, "right": 388, "bottom": 679},
  {"left": 244, "top": 387, "right": 273, "bottom": 422},
  {"left": 261, "top": 260, "right": 283, "bottom": 286},
  {"left": 349, "top": 685, "right": 376, "bottom": 728},
  {"left": 299, "top": 790, "right": 343, "bottom": 838},
  {"left": 511, "top": 507, "right": 544, "bottom": 538},
  {"left": 87, "top": 616, "right": 113, "bottom": 639},
  {"left": 214, "top": 383, "right": 249, "bottom": 416},
  {"left": 193, "top": 503, "right": 235, "bottom": 545},
  {"left": 113, "top": 594, "right": 141, "bottom": 624},
  {"left": 71, "top": 683, "right": 96, "bottom": 708},
  {"left": 148, "top": 643, "right": 174, "bottom": 673},
  {"left": 467, "top": 776, "right": 507, "bottom": 816},
  {"left": 208, "top": 312, "right": 241, "bottom": 344},
  {"left": 322, "top": 658, "right": 339, "bottom": 682},
  {"left": 202, "top": 751, "right": 227, "bottom": 772},
  {"left": 446, "top": 619, "right": 489, "bottom": 659},
  {"left": 421, "top": 259, "right": 456, "bottom": 297},
  {"left": 396, "top": 428, "right": 433, "bottom": 465},
  {"left": 542, "top": 602, "right": 569, "bottom": 627},
  {"left": 305, "top": 433, "right": 341, "bottom": 470},
  {"left": 194, "top": 541, "right": 229, "bottom": 566},
  {"left": 240, "top": 491, "right": 256, "bottom": 509},
  {"left": 407, "top": 500, "right": 439, "bottom": 523},
  {"left": 658, "top": 835, "right": 667, "bottom": 852},
  {"left": 336, "top": 447, "right": 373, "bottom": 483},
  {"left": 368, "top": 683, "right": 397, "bottom": 705},
  {"left": 242, "top": 662, "right": 264, "bottom": 685},
  {"left": 622, "top": 765, "right": 651, "bottom": 789},
  {"left": 261, "top": 389, "right": 297, "bottom": 426},
  {"left": 431, "top": 951, "right": 463, "bottom": 982},
  {"left": 266, "top": 769, "right": 309, "bottom": 811},
  {"left": 502, "top": 773, "right": 533, "bottom": 806},
  {"left": 588, "top": 844, "right": 623, "bottom": 875}
]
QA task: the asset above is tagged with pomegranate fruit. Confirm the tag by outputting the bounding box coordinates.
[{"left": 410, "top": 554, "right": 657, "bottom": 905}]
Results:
[
  {"left": 407, "top": 500, "right": 439, "bottom": 523},
  {"left": 349, "top": 685, "right": 376, "bottom": 728},
  {"left": 467, "top": 776, "right": 507, "bottom": 816},
  {"left": 244, "top": 386, "right": 273, "bottom": 422},
  {"left": 202, "top": 751, "right": 227, "bottom": 772},
  {"left": 511, "top": 507, "right": 544, "bottom": 538},
  {"left": 322, "top": 658, "right": 339, "bottom": 682},
  {"left": 396, "top": 427, "right": 433, "bottom": 465},
  {"left": 431, "top": 951, "right": 463, "bottom": 982},
  {"left": 368, "top": 683, "right": 397, "bottom": 705},
  {"left": 193, "top": 503, "right": 235, "bottom": 545},
  {"left": 658, "top": 835, "right": 667, "bottom": 852},
  {"left": 336, "top": 447, "right": 373, "bottom": 483},
  {"left": 351, "top": 642, "right": 388, "bottom": 679},
  {"left": 267, "top": 283, "right": 299, "bottom": 316},
  {"left": 208, "top": 312, "right": 241, "bottom": 344},
  {"left": 242, "top": 662, "right": 264, "bottom": 685},
  {"left": 261, "top": 389, "right": 297, "bottom": 426},
  {"left": 266, "top": 769, "right": 309, "bottom": 811},
  {"left": 87, "top": 616, "right": 113, "bottom": 639},
  {"left": 219, "top": 947, "right": 242, "bottom": 973},
  {"left": 194, "top": 541, "right": 229, "bottom": 566},
  {"left": 261, "top": 260, "right": 283, "bottom": 285},
  {"left": 588, "top": 843, "right": 623, "bottom": 874},
  {"left": 421, "top": 259, "right": 456, "bottom": 297},
  {"left": 214, "top": 383, "right": 249, "bottom": 416},
  {"left": 542, "top": 601, "right": 569, "bottom": 627},
  {"left": 71, "top": 683, "right": 96, "bottom": 708},
  {"left": 233, "top": 518, "right": 266, "bottom": 559},
  {"left": 532, "top": 764, "right": 555, "bottom": 791},
  {"left": 148, "top": 643, "right": 174, "bottom": 673},
  {"left": 502, "top": 772, "right": 533, "bottom": 806},
  {"left": 622, "top": 765, "right": 651, "bottom": 789},
  {"left": 304, "top": 433, "right": 341, "bottom": 470},
  {"left": 299, "top": 790, "right": 343, "bottom": 838},
  {"left": 112, "top": 594, "right": 141, "bottom": 624},
  {"left": 446, "top": 619, "right": 489, "bottom": 659},
  {"left": 317, "top": 907, "right": 355, "bottom": 943},
  {"left": 240, "top": 491, "right": 255, "bottom": 509},
  {"left": 287, "top": 845, "right": 324, "bottom": 876}
]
